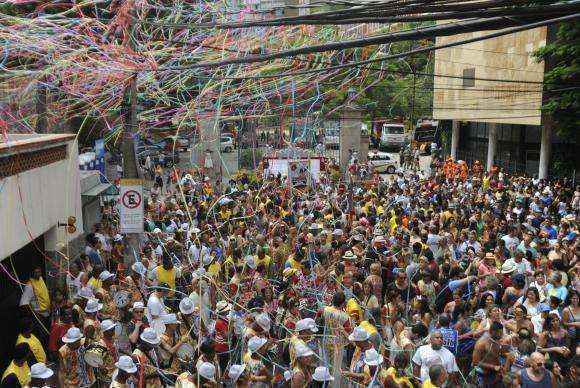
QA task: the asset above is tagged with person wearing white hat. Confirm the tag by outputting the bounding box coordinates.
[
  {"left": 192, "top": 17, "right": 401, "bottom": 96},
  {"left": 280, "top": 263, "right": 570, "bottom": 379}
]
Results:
[
  {"left": 159, "top": 313, "right": 187, "bottom": 374},
  {"left": 312, "top": 366, "right": 334, "bottom": 387},
  {"left": 133, "top": 328, "right": 162, "bottom": 387},
  {"left": 94, "top": 319, "right": 119, "bottom": 386},
  {"left": 29, "top": 362, "right": 54, "bottom": 387},
  {"left": 289, "top": 318, "right": 318, "bottom": 364},
  {"left": 83, "top": 298, "right": 103, "bottom": 344},
  {"left": 197, "top": 361, "right": 217, "bottom": 386},
  {"left": 227, "top": 364, "right": 248, "bottom": 386},
  {"left": 59, "top": 327, "right": 95, "bottom": 387},
  {"left": 254, "top": 313, "right": 271, "bottom": 334},
  {"left": 111, "top": 355, "right": 137, "bottom": 388},
  {"left": 126, "top": 261, "right": 149, "bottom": 302},
  {"left": 291, "top": 343, "right": 315, "bottom": 388},
  {"left": 244, "top": 336, "right": 271, "bottom": 388},
  {"left": 344, "top": 326, "right": 374, "bottom": 385}
]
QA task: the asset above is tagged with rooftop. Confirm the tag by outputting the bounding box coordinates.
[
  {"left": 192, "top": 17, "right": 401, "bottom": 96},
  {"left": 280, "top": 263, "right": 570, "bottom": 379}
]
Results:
[{"left": 0, "top": 133, "right": 76, "bottom": 157}]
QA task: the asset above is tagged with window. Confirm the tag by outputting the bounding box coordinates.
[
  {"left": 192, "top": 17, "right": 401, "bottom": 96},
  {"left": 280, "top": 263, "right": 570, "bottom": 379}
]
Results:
[{"left": 463, "top": 68, "right": 475, "bottom": 87}]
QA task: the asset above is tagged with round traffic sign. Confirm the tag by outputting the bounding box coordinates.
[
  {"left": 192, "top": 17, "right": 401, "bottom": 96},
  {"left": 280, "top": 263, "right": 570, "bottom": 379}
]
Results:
[{"left": 122, "top": 190, "right": 141, "bottom": 209}]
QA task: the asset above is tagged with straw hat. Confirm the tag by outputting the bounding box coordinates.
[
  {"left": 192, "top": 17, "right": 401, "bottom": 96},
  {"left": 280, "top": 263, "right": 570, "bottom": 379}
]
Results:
[
  {"left": 501, "top": 261, "right": 517, "bottom": 274},
  {"left": 342, "top": 251, "right": 357, "bottom": 260}
]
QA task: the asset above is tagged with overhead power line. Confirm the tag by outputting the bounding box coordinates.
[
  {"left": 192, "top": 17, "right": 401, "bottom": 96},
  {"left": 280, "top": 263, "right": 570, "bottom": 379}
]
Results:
[{"left": 152, "top": 13, "right": 579, "bottom": 85}]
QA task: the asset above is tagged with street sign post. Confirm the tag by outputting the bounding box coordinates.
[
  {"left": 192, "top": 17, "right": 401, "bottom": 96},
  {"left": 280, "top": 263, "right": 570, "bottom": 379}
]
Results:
[{"left": 119, "top": 179, "right": 144, "bottom": 233}]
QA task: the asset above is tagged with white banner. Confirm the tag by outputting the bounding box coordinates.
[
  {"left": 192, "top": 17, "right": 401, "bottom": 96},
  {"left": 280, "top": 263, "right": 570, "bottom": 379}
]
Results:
[{"left": 119, "top": 179, "right": 144, "bottom": 233}]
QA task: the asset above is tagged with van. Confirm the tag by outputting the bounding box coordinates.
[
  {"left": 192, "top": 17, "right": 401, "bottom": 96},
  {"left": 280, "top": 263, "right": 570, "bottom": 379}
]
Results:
[{"left": 379, "top": 123, "right": 407, "bottom": 150}]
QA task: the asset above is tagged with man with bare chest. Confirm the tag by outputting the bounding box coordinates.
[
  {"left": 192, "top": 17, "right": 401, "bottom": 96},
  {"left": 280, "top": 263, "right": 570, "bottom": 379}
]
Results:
[{"left": 472, "top": 321, "right": 507, "bottom": 387}]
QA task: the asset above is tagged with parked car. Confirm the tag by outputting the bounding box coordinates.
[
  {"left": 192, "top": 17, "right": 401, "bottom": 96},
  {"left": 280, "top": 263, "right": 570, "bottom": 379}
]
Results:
[
  {"left": 368, "top": 151, "right": 398, "bottom": 174},
  {"left": 220, "top": 136, "right": 234, "bottom": 152}
]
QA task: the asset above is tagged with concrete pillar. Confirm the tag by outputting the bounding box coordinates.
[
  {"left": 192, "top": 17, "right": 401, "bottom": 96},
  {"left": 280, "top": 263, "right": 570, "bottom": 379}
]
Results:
[
  {"left": 451, "top": 121, "right": 460, "bottom": 160},
  {"left": 538, "top": 124, "right": 552, "bottom": 179},
  {"left": 359, "top": 134, "right": 370, "bottom": 164},
  {"left": 486, "top": 123, "right": 498, "bottom": 171},
  {"left": 339, "top": 105, "right": 362, "bottom": 172}
]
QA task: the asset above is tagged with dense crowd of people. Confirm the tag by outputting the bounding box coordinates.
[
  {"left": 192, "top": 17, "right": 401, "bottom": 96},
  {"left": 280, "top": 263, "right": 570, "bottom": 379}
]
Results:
[{"left": 3, "top": 155, "right": 580, "bottom": 388}]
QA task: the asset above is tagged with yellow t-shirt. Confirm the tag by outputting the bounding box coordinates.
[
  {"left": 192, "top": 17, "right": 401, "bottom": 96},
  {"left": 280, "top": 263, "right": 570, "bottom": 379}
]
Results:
[
  {"left": 208, "top": 262, "right": 221, "bottom": 278},
  {"left": 88, "top": 277, "right": 102, "bottom": 291},
  {"left": 422, "top": 379, "right": 439, "bottom": 388},
  {"left": 359, "top": 320, "right": 378, "bottom": 336},
  {"left": 386, "top": 367, "right": 414, "bottom": 388},
  {"left": 16, "top": 334, "right": 46, "bottom": 364},
  {"left": 29, "top": 277, "right": 50, "bottom": 311},
  {"left": 1, "top": 360, "right": 30, "bottom": 386}
]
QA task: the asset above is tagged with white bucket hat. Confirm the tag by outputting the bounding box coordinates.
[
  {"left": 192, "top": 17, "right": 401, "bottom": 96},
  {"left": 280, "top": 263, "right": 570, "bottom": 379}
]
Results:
[
  {"left": 131, "top": 262, "right": 147, "bottom": 276},
  {"left": 348, "top": 326, "right": 370, "bottom": 342},
  {"left": 216, "top": 301, "right": 232, "bottom": 315},
  {"left": 198, "top": 361, "right": 216, "bottom": 382},
  {"left": 30, "top": 363, "right": 54, "bottom": 379},
  {"left": 228, "top": 364, "right": 246, "bottom": 382},
  {"left": 115, "top": 355, "right": 137, "bottom": 374},
  {"left": 179, "top": 297, "right": 196, "bottom": 315},
  {"left": 140, "top": 327, "right": 161, "bottom": 345},
  {"left": 248, "top": 336, "right": 267, "bottom": 353},
  {"left": 501, "top": 261, "right": 517, "bottom": 274},
  {"left": 131, "top": 301, "right": 145, "bottom": 311},
  {"left": 294, "top": 343, "right": 314, "bottom": 358},
  {"left": 78, "top": 287, "right": 94, "bottom": 299},
  {"left": 99, "top": 270, "right": 115, "bottom": 281},
  {"left": 364, "top": 348, "right": 384, "bottom": 366},
  {"left": 295, "top": 318, "right": 318, "bottom": 333},
  {"left": 62, "top": 327, "right": 84, "bottom": 343},
  {"left": 101, "top": 319, "right": 117, "bottom": 332},
  {"left": 312, "top": 366, "right": 334, "bottom": 382},
  {"left": 342, "top": 250, "right": 357, "bottom": 260},
  {"left": 84, "top": 298, "right": 103, "bottom": 313},
  {"left": 255, "top": 313, "right": 271, "bottom": 332}
]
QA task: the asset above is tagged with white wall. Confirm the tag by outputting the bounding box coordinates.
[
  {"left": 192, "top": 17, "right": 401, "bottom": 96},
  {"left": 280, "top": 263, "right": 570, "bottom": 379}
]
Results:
[{"left": 0, "top": 140, "right": 84, "bottom": 260}]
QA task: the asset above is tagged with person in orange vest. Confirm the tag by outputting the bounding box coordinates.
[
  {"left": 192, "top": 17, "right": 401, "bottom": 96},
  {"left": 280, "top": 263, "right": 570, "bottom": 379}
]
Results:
[
  {"left": 443, "top": 157, "right": 455, "bottom": 180},
  {"left": 458, "top": 161, "right": 469, "bottom": 181}
]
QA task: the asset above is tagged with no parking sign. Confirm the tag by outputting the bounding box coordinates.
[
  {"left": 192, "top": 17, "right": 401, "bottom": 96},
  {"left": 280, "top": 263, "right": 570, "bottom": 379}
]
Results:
[{"left": 119, "top": 179, "right": 144, "bottom": 233}]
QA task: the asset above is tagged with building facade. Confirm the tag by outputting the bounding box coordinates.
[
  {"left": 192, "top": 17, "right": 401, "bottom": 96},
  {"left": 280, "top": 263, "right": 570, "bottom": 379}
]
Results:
[{"left": 433, "top": 24, "right": 574, "bottom": 178}]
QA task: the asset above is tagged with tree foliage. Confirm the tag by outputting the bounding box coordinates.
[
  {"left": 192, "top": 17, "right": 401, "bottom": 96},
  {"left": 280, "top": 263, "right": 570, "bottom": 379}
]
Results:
[{"left": 533, "top": 21, "right": 580, "bottom": 135}]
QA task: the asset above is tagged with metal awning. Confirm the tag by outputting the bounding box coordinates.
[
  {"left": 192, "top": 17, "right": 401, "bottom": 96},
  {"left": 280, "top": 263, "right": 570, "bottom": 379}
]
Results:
[{"left": 82, "top": 182, "right": 112, "bottom": 197}]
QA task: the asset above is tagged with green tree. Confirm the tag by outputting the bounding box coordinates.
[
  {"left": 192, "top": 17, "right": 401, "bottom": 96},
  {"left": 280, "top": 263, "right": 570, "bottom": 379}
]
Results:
[{"left": 533, "top": 22, "right": 580, "bottom": 135}]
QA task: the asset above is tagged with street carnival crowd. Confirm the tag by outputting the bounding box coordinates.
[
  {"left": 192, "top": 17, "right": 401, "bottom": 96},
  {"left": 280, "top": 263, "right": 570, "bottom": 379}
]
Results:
[{"left": 3, "top": 154, "right": 580, "bottom": 388}]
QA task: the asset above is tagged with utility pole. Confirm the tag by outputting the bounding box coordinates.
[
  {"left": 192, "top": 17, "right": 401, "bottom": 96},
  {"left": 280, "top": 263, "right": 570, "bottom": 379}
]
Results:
[{"left": 122, "top": 6, "right": 139, "bottom": 179}]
